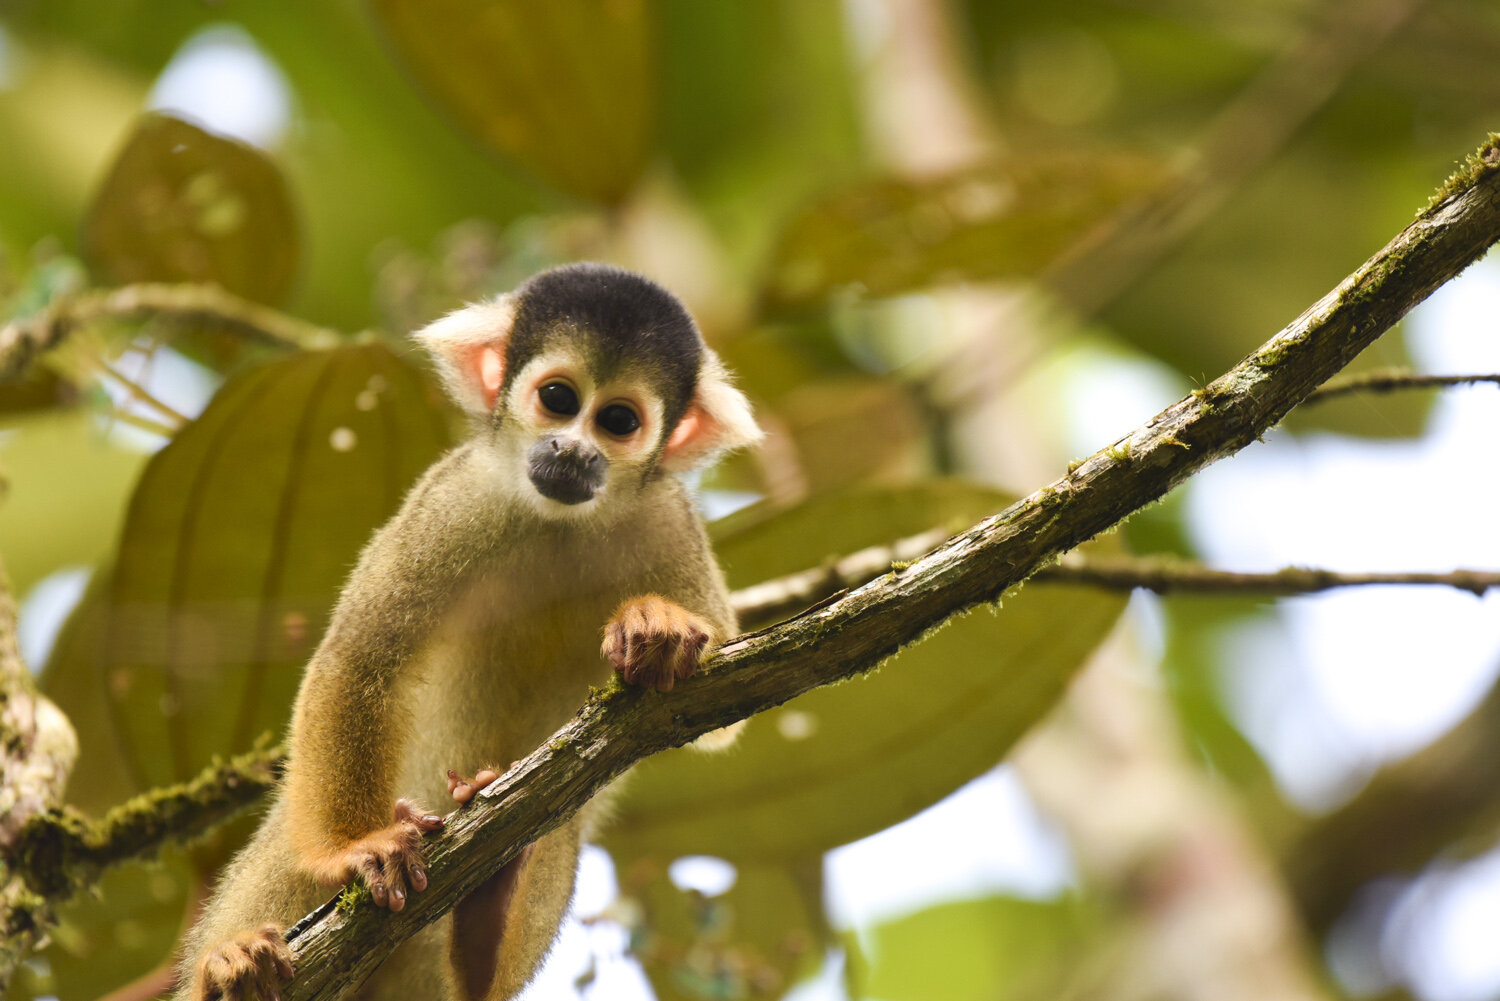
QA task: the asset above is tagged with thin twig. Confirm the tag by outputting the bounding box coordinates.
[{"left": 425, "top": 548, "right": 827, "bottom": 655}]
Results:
[
  {"left": 279, "top": 136, "right": 1500, "bottom": 1001},
  {"left": 0, "top": 283, "right": 342, "bottom": 383},
  {"left": 730, "top": 541, "right": 1500, "bottom": 629},
  {"left": 1304, "top": 368, "right": 1500, "bottom": 403},
  {"left": 1040, "top": 558, "right": 1500, "bottom": 598}
]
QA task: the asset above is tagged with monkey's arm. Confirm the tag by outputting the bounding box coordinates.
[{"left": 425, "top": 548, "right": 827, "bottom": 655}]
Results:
[
  {"left": 603, "top": 489, "right": 738, "bottom": 693},
  {"left": 281, "top": 452, "right": 483, "bottom": 894}
]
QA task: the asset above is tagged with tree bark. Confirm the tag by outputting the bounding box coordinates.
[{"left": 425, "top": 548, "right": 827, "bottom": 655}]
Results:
[{"left": 0, "top": 560, "right": 78, "bottom": 991}]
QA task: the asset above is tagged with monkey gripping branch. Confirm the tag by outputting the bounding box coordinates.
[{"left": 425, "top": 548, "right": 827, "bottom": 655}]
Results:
[{"left": 276, "top": 135, "right": 1500, "bottom": 1000}]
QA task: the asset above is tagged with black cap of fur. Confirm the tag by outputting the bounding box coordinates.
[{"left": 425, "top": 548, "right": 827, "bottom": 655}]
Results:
[{"left": 504, "top": 264, "right": 703, "bottom": 428}]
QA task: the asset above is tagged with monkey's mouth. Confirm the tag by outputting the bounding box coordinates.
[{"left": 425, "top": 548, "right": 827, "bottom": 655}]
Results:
[
  {"left": 527, "top": 438, "right": 605, "bottom": 506},
  {"left": 529, "top": 466, "right": 598, "bottom": 505}
]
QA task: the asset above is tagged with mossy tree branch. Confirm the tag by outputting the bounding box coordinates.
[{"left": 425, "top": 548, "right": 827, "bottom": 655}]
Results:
[
  {"left": 279, "top": 137, "right": 1500, "bottom": 1000},
  {"left": 10, "top": 542, "right": 1491, "bottom": 915},
  {"left": 9, "top": 744, "right": 281, "bottom": 901}
]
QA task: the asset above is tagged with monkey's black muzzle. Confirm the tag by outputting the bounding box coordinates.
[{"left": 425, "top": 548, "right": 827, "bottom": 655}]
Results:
[{"left": 527, "top": 436, "right": 606, "bottom": 505}]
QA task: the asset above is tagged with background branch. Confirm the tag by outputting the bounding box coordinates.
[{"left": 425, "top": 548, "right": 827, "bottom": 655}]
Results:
[
  {"left": 1284, "top": 667, "right": 1500, "bottom": 933},
  {"left": 0, "top": 283, "right": 342, "bottom": 382},
  {"left": 1304, "top": 368, "right": 1500, "bottom": 403},
  {"left": 10, "top": 744, "right": 281, "bottom": 901},
  {"left": 734, "top": 541, "right": 1500, "bottom": 628},
  {"left": 279, "top": 135, "right": 1500, "bottom": 1001},
  {"left": 1039, "top": 559, "right": 1500, "bottom": 598}
]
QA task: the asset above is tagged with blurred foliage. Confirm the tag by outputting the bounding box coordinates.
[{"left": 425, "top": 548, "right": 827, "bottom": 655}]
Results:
[
  {"left": 759, "top": 154, "right": 1169, "bottom": 316},
  {"left": 0, "top": 0, "right": 1497, "bottom": 998},
  {"left": 370, "top": 0, "right": 653, "bottom": 205},
  {"left": 863, "top": 893, "right": 1114, "bottom": 1001},
  {"left": 84, "top": 114, "right": 300, "bottom": 305}
]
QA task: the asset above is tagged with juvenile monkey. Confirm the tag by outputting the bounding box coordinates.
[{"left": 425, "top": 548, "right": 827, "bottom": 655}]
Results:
[{"left": 177, "top": 263, "right": 762, "bottom": 1001}]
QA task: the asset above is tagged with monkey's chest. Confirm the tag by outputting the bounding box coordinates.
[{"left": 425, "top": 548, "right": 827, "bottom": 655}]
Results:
[{"left": 395, "top": 581, "right": 622, "bottom": 801}]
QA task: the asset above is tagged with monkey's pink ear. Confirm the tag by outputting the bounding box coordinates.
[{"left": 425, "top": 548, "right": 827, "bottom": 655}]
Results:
[
  {"left": 412, "top": 296, "right": 517, "bottom": 415},
  {"left": 661, "top": 349, "right": 763, "bottom": 473}
]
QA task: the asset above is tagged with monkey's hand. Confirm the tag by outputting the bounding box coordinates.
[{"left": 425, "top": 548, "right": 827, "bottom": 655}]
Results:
[
  {"left": 194, "top": 923, "right": 292, "bottom": 1001},
  {"left": 602, "top": 595, "right": 713, "bottom": 693},
  {"left": 318, "top": 799, "right": 444, "bottom": 912}
]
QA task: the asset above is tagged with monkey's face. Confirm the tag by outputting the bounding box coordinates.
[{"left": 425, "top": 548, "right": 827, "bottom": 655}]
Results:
[{"left": 500, "top": 347, "right": 670, "bottom": 519}]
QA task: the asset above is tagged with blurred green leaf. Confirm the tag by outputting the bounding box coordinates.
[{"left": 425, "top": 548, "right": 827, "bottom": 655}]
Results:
[
  {"left": 775, "top": 375, "right": 928, "bottom": 495},
  {"left": 0, "top": 409, "right": 147, "bottom": 597},
  {"left": 370, "top": 0, "right": 653, "bottom": 205},
  {"left": 657, "top": 0, "right": 862, "bottom": 274},
  {"left": 1104, "top": 150, "right": 1431, "bottom": 438},
  {"left": 1159, "top": 595, "right": 1294, "bottom": 838},
  {"left": 864, "top": 894, "right": 1112, "bottom": 1001},
  {"left": 83, "top": 113, "right": 300, "bottom": 306},
  {"left": 624, "top": 859, "right": 825, "bottom": 1001},
  {"left": 41, "top": 344, "right": 452, "bottom": 800},
  {"left": 606, "top": 483, "right": 1127, "bottom": 863},
  {"left": 759, "top": 155, "right": 1166, "bottom": 316}
]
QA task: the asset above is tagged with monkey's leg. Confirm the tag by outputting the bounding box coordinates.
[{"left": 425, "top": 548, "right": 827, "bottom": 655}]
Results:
[
  {"left": 192, "top": 924, "right": 293, "bottom": 1001},
  {"left": 176, "top": 803, "right": 323, "bottom": 1001},
  {"left": 444, "top": 770, "right": 583, "bottom": 1001}
]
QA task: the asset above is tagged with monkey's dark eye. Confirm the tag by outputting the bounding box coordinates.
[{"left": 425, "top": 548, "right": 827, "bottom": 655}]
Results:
[
  {"left": 596, "top": 403, "right": 641, "bottom": 437},
  {"left": 538, "top": 382, "right": 580, "bottom": 416}
]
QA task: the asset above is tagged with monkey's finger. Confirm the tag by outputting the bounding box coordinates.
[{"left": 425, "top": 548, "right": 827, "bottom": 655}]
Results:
[
  {"left": 358, "top": 855, "right": 390, "bottom": 908},
  {"left": 448, "top": 770, "right": 480, "bottom": 804},
  {"left": 393, "top": 798, "right": 445, "bottom": 832},
  {"left": 252, "top": 960, "right": 283, "bottom": 1001},
  {"left": 671, "top": 644, "right": 699, "bottom": 683}
]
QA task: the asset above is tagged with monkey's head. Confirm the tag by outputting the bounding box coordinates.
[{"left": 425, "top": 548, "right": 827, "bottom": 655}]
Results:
[{"left": 415, "top": 263, "right": 762, "bottom": 518}]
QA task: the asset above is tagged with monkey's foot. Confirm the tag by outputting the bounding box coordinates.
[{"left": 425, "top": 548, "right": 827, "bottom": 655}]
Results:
[
  {"left": 336, "top": 799, "right": 444, "bottom": 912},
  {"left": 602, "top": 595, "right": 713, "bottom": 693},
  {"left": 447, "top": 767, "right": 500, "bottom": 806},
  {"left": 196, "top": 924, "right": 292, "bottom": 1001}
]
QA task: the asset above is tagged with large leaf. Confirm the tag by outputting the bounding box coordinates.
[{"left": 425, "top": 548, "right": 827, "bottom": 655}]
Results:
[
  {"left": 606, "top": 483, "right": 1127, "bottom": 863},
  {"left": 370, "top": 0, "right": 654, "bottom": 205},
  {"left": 759, "top": 155, "right": 1166, "bottom": 315},
  {"left": 83, "top": 113, "right": 300, "bottom": 305},
  {"left": 42, "top": 344, "right": 452, "bottom": 802}
]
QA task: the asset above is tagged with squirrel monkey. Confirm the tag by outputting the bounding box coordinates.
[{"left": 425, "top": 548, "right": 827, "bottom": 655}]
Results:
[{"left": 177, "top": 264, "right": 762, "bottom": 1001}]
